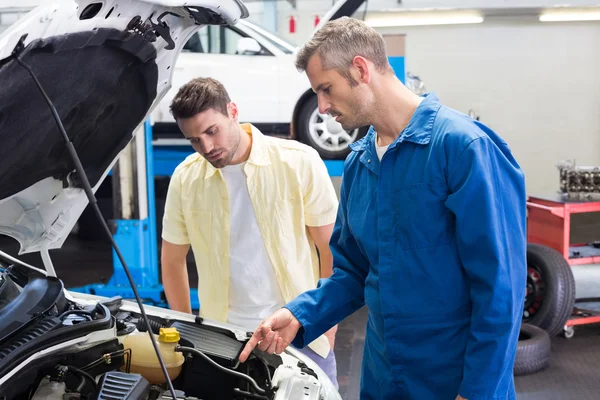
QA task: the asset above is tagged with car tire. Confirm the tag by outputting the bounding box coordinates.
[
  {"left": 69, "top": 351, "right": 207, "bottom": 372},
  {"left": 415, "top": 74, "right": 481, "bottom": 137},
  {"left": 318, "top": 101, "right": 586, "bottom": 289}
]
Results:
[
  {"left": 514, "top": 323, "right": 551, "bottom": 376},
  {"left": 296, "top": 96, "right": 368, "bottom": 160},
  {"left": 523, "top": 243, "right": 576, "bottom": 337}
]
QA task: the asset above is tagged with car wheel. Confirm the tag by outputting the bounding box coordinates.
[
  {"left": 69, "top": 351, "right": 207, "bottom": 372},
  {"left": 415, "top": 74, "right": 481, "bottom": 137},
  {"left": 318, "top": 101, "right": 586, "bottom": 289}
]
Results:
[
  {"left": 297, "top": 96, "right": 368, "bottom": 160},
  {"left": 514, "top": 323, "right": 551, "bottom": 376},
  {"left": 522, "top": 243, "right": 576, "bottom": 337}
]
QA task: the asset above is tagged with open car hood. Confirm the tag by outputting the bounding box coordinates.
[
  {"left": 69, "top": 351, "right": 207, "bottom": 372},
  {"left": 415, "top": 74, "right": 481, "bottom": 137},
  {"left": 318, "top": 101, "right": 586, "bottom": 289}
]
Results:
[{"left": 0, "top": 0, "right": 248, "bottom": 256}]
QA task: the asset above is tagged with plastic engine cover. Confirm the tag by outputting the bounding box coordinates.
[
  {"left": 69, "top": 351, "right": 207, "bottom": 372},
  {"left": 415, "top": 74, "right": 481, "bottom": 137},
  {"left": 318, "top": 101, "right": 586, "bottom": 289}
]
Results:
[{"left": 96, "top": 371, "right": 150, "bottom": 399}]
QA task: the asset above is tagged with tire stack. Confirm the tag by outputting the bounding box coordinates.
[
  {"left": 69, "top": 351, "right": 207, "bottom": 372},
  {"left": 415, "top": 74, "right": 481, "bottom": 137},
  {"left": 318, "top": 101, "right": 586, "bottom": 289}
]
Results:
[{"left": 514, "top": 243, "right": 576, "bottom": 376}]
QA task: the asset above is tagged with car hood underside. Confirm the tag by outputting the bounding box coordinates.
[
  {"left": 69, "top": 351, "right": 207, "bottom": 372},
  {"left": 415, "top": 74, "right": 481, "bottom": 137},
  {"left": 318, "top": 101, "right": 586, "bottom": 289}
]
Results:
[{"left": 0, "top": 28, "right": 158, "bottom": 201}]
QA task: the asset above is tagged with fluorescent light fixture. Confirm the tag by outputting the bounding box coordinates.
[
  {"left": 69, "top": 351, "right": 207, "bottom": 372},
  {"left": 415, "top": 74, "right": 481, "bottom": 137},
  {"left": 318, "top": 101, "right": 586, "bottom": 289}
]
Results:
[
  {"left": 366, "top": 10, "right": 484, "bottom": 27},
  {"left": 539, "top": 8, "right": 600, "bottom": 22}
]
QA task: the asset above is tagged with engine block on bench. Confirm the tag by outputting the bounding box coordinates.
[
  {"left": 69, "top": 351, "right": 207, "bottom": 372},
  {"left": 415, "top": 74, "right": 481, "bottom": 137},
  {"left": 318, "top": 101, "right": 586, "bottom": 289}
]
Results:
[{"left": 558, "top": 160, "right": 600, "bottom": 200}]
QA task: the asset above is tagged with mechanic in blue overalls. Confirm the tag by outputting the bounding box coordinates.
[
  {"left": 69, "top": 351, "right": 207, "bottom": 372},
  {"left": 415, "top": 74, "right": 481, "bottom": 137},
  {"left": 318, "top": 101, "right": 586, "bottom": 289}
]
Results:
[{"left": 240, "top": 17, "right": 527, "bottom": 400}]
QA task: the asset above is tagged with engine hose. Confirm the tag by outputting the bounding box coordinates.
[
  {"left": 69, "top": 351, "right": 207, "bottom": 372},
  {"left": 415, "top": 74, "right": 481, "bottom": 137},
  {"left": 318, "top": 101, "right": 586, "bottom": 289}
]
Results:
[
  {"left": 176, "top": 346, "right": 267, "bottom": 395},
  {"left": 66, "top": 365, "right": 97, "bottom": 393},
  {"left": 136, "top": 318, "right": 166, "bottom": 334}
]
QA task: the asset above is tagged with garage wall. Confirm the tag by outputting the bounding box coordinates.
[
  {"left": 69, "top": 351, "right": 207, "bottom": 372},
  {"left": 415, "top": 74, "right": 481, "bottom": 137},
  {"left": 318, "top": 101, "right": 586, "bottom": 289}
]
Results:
[{"left": 375, "top": 17, "right": 600, "bottom": 196}]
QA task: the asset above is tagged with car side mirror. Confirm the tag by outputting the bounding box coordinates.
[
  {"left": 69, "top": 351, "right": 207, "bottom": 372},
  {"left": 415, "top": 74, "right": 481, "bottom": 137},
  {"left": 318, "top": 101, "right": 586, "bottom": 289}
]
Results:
[{"left": 236, "top": 37, "right": 262, "bottom": 55}]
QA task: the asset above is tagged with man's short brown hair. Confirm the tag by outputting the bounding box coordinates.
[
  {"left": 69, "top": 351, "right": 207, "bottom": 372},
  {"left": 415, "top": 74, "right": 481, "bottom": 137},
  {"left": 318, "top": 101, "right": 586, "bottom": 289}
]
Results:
[
  {"left": 295, "top": 17, "right": 393, "bottom": 85},
  {"left": 169, "top": 77, "right": 231, "bottom": 120}
]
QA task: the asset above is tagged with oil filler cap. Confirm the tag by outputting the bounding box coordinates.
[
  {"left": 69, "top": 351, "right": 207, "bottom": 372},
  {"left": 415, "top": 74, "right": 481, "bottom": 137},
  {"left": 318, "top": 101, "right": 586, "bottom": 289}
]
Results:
[{"left": 159, "top": 327, "right": 180, "bottom": 343}]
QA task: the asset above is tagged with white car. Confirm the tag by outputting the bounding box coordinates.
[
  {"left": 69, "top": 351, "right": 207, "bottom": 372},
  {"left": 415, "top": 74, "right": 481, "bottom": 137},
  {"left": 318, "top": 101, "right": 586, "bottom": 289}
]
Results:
[
  {"left": 0, "top": 1, "right": 341, "bottom": 399},
  {"left": 150, "top": 0, "right": 369, "bottom": 160}
]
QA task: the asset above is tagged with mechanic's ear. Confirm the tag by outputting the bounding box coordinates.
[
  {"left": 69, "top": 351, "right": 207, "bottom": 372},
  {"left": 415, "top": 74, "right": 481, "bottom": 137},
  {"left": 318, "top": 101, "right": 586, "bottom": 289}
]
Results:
[{"left": 228, "top": 101, "right": 239, "bottom": 121}]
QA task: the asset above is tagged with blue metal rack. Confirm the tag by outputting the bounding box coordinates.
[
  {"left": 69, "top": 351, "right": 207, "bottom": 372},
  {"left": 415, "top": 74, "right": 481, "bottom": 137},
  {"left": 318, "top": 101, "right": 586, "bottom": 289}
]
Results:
[{"left": 70, "top": 120, "right": 169, "bottom": 306}]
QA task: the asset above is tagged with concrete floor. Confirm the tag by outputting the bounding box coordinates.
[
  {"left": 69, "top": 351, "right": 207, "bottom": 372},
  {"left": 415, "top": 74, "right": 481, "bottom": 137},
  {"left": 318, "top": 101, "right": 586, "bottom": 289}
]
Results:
[{"left": 3, "top": 234, "right": 600, "bottom": 399}]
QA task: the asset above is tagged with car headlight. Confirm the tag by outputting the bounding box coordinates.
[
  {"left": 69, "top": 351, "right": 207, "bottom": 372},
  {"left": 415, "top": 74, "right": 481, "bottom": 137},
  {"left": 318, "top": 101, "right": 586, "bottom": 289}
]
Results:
[{"left": 281, "top": 347, "right": 342, "bottom": 400}]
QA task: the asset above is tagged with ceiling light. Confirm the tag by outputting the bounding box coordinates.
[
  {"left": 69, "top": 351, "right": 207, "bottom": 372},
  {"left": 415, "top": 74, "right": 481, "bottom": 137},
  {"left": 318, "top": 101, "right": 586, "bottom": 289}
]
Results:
[
  {"left": 366, "top": 11, "right": 484, "bottom": 27},
  {"left": 539, "top": 8, "right": 600, "bottom": 22}
]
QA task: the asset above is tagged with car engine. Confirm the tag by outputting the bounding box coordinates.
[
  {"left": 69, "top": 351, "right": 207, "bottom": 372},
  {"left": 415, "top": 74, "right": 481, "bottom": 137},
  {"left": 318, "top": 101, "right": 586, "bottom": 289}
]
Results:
[{"left": 0, "top": 268, "right": 328, "bottom": 400}]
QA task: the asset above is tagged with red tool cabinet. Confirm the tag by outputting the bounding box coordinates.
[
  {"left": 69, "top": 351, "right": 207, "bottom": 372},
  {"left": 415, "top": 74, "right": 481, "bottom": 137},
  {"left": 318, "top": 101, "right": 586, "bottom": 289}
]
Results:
[{"left": 527, "top": 194, "right": 600, "bottom": 330}]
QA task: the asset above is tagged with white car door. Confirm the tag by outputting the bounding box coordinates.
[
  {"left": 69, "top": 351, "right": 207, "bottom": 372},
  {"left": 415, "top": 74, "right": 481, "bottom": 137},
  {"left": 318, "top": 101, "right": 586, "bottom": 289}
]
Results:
[{"left": 165, "top": 24, "right": 280, "bottom": 125}]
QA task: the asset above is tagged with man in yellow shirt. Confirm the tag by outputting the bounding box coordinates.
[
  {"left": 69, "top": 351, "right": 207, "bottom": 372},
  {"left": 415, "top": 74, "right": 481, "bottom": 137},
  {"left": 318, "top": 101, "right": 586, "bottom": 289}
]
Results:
[{"left": 160, "top": 77, "right": 339, "bottom": 387}]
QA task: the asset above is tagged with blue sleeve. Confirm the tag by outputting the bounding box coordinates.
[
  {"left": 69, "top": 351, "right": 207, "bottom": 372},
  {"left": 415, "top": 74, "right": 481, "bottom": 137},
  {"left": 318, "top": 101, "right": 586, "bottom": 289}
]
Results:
[
  {"left": 285, "top": 174, "right": 369, "bottom": 348},
  {"left": 444, "top": 136, "right": 527, "bottom": 400}
]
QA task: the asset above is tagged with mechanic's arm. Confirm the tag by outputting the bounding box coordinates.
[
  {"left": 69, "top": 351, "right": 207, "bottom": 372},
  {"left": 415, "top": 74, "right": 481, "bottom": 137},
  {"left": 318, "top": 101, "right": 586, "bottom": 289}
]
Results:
[
  {"left": 161, "top": 240, "right": 192, "bottom": 314},
  {"left": 161, "top": 169, "right": 193, "bottom": 314},
  {"left": 445, "top": 136, "right": 527, "bottom": 400},
  {"left": 286, "top": 167, "right": 370, "bottom": 348},
  {"left": 307, "top": 224, "right": 334, "bottom": 279}
]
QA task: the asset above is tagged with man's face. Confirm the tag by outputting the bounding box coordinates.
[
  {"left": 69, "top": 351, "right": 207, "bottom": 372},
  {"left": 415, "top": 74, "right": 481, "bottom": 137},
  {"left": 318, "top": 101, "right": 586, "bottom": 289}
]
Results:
[
  {"left": 305, "top": 54, "right": 373, "bottom": 131},
  {"left": 177, "top": 104, "right": 241, "bottom": 168}
]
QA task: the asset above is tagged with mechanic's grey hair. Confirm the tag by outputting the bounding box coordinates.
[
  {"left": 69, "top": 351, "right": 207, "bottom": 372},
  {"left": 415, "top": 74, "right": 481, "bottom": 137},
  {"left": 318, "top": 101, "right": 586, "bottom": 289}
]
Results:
[
  {"left": 170, "top": 77, "right": 231, "bottom": 120},
  {"left": 295, "top": 17, "right": 393, "bottom": 86}
]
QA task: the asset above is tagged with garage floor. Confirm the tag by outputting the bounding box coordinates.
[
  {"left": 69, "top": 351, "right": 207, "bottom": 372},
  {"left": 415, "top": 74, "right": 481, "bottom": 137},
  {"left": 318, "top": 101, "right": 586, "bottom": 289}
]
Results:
[{"left": 3, "top": 234, "right": 600, "bottom": 400}]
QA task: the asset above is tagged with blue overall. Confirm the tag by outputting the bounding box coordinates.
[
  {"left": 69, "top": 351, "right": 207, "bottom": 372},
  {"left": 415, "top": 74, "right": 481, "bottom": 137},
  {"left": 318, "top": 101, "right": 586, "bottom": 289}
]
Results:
[{"left": 285, "top": 93, "right": 527, "bottom": 400}]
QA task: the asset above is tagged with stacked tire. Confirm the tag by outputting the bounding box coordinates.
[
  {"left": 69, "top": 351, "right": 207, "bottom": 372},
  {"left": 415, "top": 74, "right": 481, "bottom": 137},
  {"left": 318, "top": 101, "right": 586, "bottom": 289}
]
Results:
[
  {"left": 514, "top": 243, "right": 576, "bottom": 376},
  {"left": 514, "top": 323, "right": 551, "bottom": 376}
]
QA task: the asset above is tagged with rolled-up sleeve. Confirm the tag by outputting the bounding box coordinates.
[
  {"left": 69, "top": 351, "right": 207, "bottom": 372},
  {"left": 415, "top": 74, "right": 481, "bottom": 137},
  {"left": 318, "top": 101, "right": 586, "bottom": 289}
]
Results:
[
  {"left": 286, "top": 173, "right": 369, "bottom": 348},
  {"left": 301, "top": 149, "right": 338, "bottom": 227},
  {"left": 161, "top": 169, "right": 190, "bottom": 245},
  {"left": 444, "top": 136, "right": 527, "bottom": 399}
]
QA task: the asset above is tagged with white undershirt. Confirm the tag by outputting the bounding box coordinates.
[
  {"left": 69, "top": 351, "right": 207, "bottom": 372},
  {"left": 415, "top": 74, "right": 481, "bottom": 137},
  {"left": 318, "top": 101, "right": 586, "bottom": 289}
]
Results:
[
  {"left": 220, "top": 162, "right": 285, "bottom": 332},
  {"left": 375, "top": 133, "right": 390, "bottom": 161}
]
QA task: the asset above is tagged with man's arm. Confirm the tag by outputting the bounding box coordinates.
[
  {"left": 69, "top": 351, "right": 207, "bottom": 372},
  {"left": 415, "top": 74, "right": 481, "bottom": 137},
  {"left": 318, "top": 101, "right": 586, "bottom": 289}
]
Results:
[
  {"left": 161, "top": 169, "right": 194, "bottom": 314},
  {"left": 307, "top": 224, "right": 334, "bottom": 279},
  {"left": 307, "top": 223, "right": 337, "bottom": 348},
  {"left": 161, "top": 240, "right": 192, "bottom": 313},
  {"left": 445, "top": 136, "right": 527, "bottom": 400}
]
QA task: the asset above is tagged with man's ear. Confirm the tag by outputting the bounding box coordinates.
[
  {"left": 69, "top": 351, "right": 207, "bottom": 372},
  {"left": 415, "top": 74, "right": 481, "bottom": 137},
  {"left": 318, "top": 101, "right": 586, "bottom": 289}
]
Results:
[
  {"left": 351, "top": 56, "right": 371, "bottom": 84},
  {"left": 228, "top": 101, "right": 239, "bottom": 121}
]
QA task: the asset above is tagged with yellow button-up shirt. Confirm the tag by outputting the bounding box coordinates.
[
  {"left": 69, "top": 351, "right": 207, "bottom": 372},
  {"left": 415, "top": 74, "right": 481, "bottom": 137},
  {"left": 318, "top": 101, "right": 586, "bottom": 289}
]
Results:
[{"left": 161, "top": 123, "right": 338, "bottom": 358}]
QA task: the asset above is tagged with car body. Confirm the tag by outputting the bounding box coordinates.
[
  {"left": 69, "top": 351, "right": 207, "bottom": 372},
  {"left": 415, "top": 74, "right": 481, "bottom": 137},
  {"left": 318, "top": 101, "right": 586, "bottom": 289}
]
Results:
[
  {"left": 150, "top": 0, "right": 370, "bottom": 160},
  {"left": 0, "top": 1, "right": 341, "bottom": 399}
]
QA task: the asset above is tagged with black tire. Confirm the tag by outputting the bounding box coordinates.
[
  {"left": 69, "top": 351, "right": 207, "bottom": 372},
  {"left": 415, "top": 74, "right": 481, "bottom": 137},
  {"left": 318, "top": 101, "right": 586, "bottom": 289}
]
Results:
[
  {"left": 296, "top": 96, "right": 368, "bottom": 160},
  {"left": 514, "top": 323, "right": 551, "bottom": 376},
  {"left": 523, "top": 243, "right": 576, "bottom": 337}
]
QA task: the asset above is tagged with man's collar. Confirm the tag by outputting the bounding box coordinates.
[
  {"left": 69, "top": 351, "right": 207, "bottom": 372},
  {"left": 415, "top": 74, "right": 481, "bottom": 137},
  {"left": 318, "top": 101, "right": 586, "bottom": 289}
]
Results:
[
  {"left": 349, "top": 92, "right": 441, "bottom": 152},
  {"left": 204, "top": 123, "right": 270, "bottom": 179}
]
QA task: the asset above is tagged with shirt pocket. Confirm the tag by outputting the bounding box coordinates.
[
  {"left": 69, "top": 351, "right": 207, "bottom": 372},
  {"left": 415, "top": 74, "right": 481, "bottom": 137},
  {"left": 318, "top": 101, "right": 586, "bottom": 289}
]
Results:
[
  {"left": 182, "top": 209, "right": 212, "bottom": 254},
  {"left": 394, "top": 181, "right": 454, "bottom": 250}
]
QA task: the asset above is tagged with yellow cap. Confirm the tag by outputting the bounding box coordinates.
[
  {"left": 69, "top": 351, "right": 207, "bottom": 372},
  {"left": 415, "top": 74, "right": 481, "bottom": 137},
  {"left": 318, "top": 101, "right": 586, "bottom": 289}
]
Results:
[{"left": 159, "top": 327, "right": 180, "bottom": 343}]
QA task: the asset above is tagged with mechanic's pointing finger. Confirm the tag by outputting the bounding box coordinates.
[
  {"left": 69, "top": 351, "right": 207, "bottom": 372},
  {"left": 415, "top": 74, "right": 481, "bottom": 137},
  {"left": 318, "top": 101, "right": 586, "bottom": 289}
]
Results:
[{"left": 239, "top": 327, "right": 266, "bottom": 363}]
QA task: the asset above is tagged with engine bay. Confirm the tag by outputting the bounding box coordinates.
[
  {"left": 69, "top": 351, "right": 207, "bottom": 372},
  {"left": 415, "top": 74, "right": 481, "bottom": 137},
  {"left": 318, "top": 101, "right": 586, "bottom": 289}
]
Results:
[{"left": 0, "top": 269, "right": 327, "bottom": 400}]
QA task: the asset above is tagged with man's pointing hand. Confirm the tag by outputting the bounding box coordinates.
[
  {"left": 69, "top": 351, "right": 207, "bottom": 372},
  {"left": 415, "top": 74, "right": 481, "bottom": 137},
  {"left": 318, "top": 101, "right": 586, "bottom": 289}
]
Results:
[{"left": 238, "top": 308, "right": 302, "bottom": 363}]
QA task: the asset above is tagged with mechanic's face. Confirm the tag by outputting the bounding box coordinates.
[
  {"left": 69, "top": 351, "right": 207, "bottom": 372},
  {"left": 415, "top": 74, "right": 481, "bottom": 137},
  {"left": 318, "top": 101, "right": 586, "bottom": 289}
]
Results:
[
  {"left": 177, "top": 103, "right": 242, "bottom": 168},
  {"left": 305, "top": 54, "right": 375, "bottom": 131}
]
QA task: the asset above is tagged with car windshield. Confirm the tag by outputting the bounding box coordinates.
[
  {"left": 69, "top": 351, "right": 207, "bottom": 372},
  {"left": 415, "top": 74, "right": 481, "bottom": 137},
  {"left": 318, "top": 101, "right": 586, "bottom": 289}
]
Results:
[{"left": 242, "top": 22, "right": 297, "bottom": 54}]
